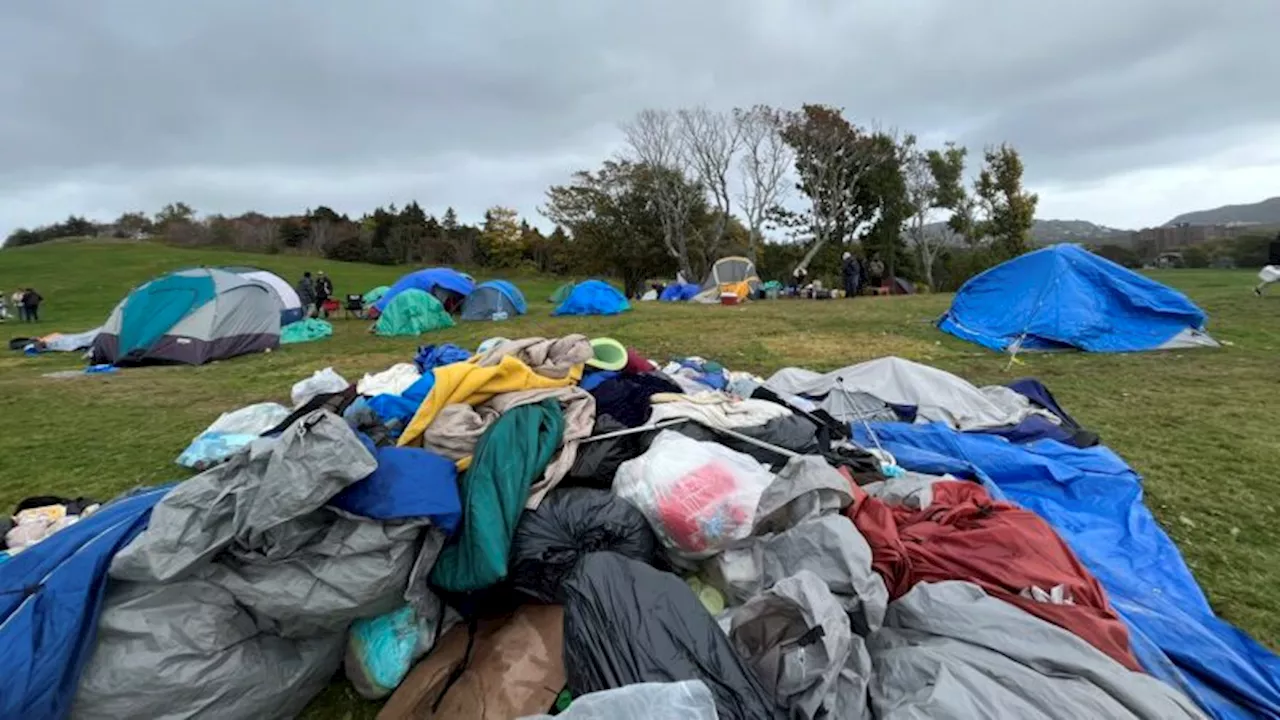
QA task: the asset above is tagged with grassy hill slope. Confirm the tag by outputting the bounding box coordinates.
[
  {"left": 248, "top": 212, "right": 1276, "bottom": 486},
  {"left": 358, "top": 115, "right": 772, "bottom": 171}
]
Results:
[{"left": 2, "top": 239, "right": 1278, "bottom": 718}]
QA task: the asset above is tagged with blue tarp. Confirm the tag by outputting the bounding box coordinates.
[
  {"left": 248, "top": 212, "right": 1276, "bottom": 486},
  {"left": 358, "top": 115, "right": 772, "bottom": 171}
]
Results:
[
  {"left": 659, "top": 283, "right": 700, "bottom": 302},
  {"left": 414, "top": 343, "right": 470, "bottom": 373},
  {"left": 939, "top": 244, "right": 1213, "bottom": 352},
  {"left": 373, "top": 268, "right": 475, "bottom": 313},
  {"left": 552, "top": 280, "right": 630, "bottom": 316},
  {"left": 852, "top": 422, "right": 1280, "bottom": 720},
  {"left": 330, "top": 437, "right": 462, "bottom": 533},
  {"left": 0, "top": 485, "right": 171, "bottom": 719},
  {"left": 460, "top": 280, "right": 527, "bottom": 321}
]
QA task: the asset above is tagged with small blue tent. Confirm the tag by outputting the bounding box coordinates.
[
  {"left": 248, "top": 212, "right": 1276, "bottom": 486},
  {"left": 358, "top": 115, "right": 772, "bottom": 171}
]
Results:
[
  {"left": 460, "top": 280, "right": 527, "bottom": 321},
  {"left": 374, "top": 268, "right": 475, "bottom": 314},
  {"left": 659, "top": 283, "right": 700, "bottom": 302},
  {"left": 1, "top": 485, "right": 171, "bottom": 719},
  {"left": 938, "top": 244, "right": 1217, "bottom": 353},
  {"left": 552, "top": 280, "right": 630, "bottom": 317}
]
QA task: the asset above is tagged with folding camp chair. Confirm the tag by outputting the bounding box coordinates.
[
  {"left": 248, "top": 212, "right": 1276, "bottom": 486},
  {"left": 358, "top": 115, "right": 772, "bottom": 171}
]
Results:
[{"left": 343, "top": 294, "right": 365, "bottom": 319}]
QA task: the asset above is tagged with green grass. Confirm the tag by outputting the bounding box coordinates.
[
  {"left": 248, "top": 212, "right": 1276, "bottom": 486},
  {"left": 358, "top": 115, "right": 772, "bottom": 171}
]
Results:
[{"left": 2, "top": 238, "right": 1278, "bottom": 718}]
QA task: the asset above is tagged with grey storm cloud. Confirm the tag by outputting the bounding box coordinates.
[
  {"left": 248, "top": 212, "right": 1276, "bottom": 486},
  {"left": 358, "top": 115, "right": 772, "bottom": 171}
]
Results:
[{"left": 1, "top": 0, "right": 1278, "bottom": 234}]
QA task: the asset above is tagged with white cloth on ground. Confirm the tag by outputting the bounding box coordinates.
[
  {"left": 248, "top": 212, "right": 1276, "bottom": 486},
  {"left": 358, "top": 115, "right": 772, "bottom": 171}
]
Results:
[
  {"left": 356, "top": 363, "right": 421, "bottom": 397},
  {"left": 648, "top": 391, "right": 792, "bottom": 429},
  {"left": 1259, "top": 265, "right": 1280, "bottom": 284}
]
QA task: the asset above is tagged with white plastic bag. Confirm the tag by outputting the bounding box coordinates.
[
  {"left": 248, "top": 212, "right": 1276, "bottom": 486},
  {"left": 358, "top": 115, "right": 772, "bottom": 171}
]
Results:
[
  {"left": 520, "top": 681, "right": 717, "bottom": 720},
  {"left": 1259, "top": 265, "right": 1280, "bottom": 284},
  {"left": 176, "top": 402, "right": 291, "bottom": 470},
  {"left": 290, "top": 367, "right": 348, "bottom": 407},
  {"left": 613, "top": 430, "right": 775, "bottom": 558}
]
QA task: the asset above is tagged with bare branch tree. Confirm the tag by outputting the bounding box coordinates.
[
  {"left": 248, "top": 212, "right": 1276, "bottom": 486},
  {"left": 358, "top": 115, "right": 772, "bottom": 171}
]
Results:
[
  {"left": 620, "top": 109, "right": 697, "bottom": 279},
  {"left": 677, "top": 107, "right": 742, "bottom": 265},
  {"left": 734, "top": 105, "right": 791, "bottom": 263},
  {"left": 900, "top": 134, "right": 945, "bottom": 288}
]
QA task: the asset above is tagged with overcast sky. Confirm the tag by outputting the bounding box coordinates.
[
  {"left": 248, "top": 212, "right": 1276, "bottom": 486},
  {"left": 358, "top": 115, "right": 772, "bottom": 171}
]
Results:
[{"left": 2, "top": 1, "right": 1278, "bottom": 239}]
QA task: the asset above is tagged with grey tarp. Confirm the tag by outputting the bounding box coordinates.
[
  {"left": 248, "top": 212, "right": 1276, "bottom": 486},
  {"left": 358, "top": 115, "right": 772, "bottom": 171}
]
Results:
[
  {"left": 74, "top": 411, "right": 427, "bottom": 720},
  {"left": 708, "top": 514, "right": 887, "bottom": 635},
  {"left": 765, "top": 356, "right": 1057, "bottom": 431},
  {"left": 753, "top": 455, "right": 854, "bottom": 534},
  {"left": 729, "top": 571, "right": 873, "bottom": 720},
  {"left": 867, "top": 581, "right": 1208, "bottom": 720},
  {"left": 520, "top": 680, "right": 719, "bottom": 720}
]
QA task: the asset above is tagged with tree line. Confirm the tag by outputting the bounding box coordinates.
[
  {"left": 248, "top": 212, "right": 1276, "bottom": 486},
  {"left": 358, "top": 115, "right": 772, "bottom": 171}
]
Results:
[{"left": 5, "top": 104, "right": 1041, "bottom": 295}]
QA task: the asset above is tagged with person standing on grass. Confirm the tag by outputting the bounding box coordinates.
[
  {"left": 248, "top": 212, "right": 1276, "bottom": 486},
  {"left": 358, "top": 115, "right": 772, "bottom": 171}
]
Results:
[
  {"left": 21, "top": 288, "right": 42, "bottom": 322},
  {"left": 11, "top": 289, "right": 25, "bottom": 321},
  {"left": 841, "top": 251, "right": 861, "bottom": 299},
  {"left": 297, "top": 272, "right": 317, "bottom": 317},
  {"left": 1253, "top": 233, "right": 1280, "bottom": 296},
  {"left": 315, "top": 271, "right": 334, "bottom": 318}
]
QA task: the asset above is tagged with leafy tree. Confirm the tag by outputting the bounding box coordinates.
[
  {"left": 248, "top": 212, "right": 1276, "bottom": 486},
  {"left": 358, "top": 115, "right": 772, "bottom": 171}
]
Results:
[
  {"left": 974, "top": 144, "right": 1038, "bottom": 259},
  {"left": 860, "top": 131, "right": 912, "bottom": 283},
  {"left": 1181, "top": 245, "right": 1210, "bottom": 268},
  {"left": 277, "top": 218, "right": 309, "bottom": 248},
  {"left": 480, "top": 206, "right": 525, "bottom": 268},
  {"left": 114, "top": 211, "right": 154, "bottom": 238},
  {"left": 154, "top": 202, "right": 195, "bottom": 227},
  {"left": 776, "top": 104, "right": 897, "bottom": 275},
  {"left": 621, "top": 109, "right": 700, "bottom": 279}
]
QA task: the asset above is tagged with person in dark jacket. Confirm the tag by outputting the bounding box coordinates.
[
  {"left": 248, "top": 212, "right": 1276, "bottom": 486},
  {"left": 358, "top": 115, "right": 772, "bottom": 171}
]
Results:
[
  {"left": 21, "top": 288, "right": 43, "bottom": 322},
  {"left": 841, "top": 252, "right": 861, "bottom": 299},
  {"left": 297, "top": 272, "right": 317, "bottom": 316},
  {"left": 315, "top": 271, "right": 334, "bottom": 318}
]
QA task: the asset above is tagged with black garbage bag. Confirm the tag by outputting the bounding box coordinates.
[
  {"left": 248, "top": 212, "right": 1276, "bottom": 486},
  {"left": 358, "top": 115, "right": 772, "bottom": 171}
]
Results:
[
  {"left": 563, "top": 552, "right": 784, "bottom": 720},
  {"left": 564, "top": 414, "right": 650, "bottom": 487},
  {"left": 509, "top": 488, "right": 658, "bottom": 603}
]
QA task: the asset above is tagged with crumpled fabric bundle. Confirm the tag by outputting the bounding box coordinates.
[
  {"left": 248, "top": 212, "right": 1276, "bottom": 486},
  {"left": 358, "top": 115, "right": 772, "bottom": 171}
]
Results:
[
  {"left": 429, "top": 400, "right": 564, "bottom": 594},
  {"left": 75, "top": 411, "right": 427, "bottom": 720},
  {"left": 708, "top": 514, "right": 888, "bottom": 635},
  {"left": 729, "top": 571, "right": 873, "bottom": 719},
  {"left": 561, "top": 552, "right": 783, "bottom": 720},
  {"left": 280, "top": 317, "right": 333, "bottom": 344},
  {"left": 519, "top": 680, "right": 718, "bottom": 720},
  {"left": 358, "top": 363, "right": 422, "bottom": 397},
  {"left": 589, "top": 372, "right": 684, "bottom": 428},
  {"left": 419, "top": 386, "right": 595, "bottom": 508},
  {"left": 414, "top": 343, "right": 471, "bottom": 372},
  {"left": 649, "top": 391, "right": 792, "bottom": 430},
  {"left": 175, "top": 401, "right": 291, "bottom": 470},
  {"left": 847, "top": 479, "right": 1141, "bottom": 670},
  {"left": 867, "top": 581, "right": 1208, "bottom": 720},
  {"left": 471, "top": 334, "right": 593, "bottom": 379}
]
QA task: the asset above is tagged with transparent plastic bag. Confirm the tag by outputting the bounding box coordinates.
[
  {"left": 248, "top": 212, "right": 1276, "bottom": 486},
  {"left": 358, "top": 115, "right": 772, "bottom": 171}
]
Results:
[
  {"left": 519, "top": 680, "right": 717, "bottom": 720},
  {"left": 613, "top": 430, "right": 775, "bottom": 558},
  {"left": 290, "top": 367, "right": 348, "bottom": 407}
]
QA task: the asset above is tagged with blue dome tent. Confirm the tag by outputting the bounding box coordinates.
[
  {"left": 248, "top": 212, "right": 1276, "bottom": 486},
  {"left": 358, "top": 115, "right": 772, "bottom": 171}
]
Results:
[
  {"left": 552, "top": 280, "right": 630, "bottom": 317},
  {"left": 659, "top": 283, "right": 700, "bottom": 302},
  {"left": 460, "top": 280, "right": 527, "bottom": 321},
  {"left": 939, "top": 244, "right": 1218, "bottom": 353},
  {"left": 373, "top": 268, "right": 475, "bottom": 315}
]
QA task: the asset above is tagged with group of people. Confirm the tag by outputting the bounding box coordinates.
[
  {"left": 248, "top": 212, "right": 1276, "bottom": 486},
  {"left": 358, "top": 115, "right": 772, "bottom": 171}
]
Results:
[
  {"left": 1, "top": 288, "right": 43, "bottom": 323},
  {"left": 789, "top": 252, "right": 886, "bottom": 299},
  {"left": 296, "top": 271, "right": 335, "bottom": 318}
]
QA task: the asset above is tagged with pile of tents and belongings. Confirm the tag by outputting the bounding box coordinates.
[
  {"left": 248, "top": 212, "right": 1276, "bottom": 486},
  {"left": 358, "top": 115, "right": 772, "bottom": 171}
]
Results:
[{"left": 6, "top": 340, "right": 1280, "bottom": 720}]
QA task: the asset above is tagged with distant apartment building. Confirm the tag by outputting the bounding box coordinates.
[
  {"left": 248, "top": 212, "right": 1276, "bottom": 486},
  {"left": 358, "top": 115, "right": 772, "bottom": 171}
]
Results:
[{"left": 1130, "top": 222, "right": 1263, "bottom": 258}]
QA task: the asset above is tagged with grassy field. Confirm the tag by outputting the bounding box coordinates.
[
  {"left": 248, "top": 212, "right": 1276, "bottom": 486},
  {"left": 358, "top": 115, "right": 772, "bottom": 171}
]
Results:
[{"left": 2, "top": 238, "right": 1278, "bottom": 718}]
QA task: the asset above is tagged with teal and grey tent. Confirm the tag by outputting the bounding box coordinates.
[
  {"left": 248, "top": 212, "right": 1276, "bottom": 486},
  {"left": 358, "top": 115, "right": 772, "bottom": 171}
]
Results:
[{"left": 91, "top": 268, "right": 281, "bottom": 365}]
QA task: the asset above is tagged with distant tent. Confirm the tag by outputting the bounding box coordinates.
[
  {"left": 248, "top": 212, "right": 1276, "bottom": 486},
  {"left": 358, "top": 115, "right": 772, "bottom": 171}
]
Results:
[
  {"left": 549, "top": 282, "right": 575, "bottom": 304},
  {"left": 219, "top": 266, "right": 305, "bottom": 324},
  {"left": 374, "top": 289, "right": 456, "bottom": 336},
  {"left": 552, "top": 280, "right": 630, "bottom": 317},
  {"left": 939, "top": 244, "right": 1218, "bottom": 353},
  {"left": 362, "top": 285, "right": 391, "bottom": 306},
  {"left": 374, "top": 268, "right": 475, "bottom": 315},
  {"left": 460, "top": 280, "right": 527, "bottom": 321},
  {"left": 659, "top": 283, "right": 700, "bottom": 302},
  {"left": 886, "top": 276, "right": 916, "bottom": 295},
  {"left": 91, "top": 268, "right": 280, "bottom": 366},
  {"left": 696, "top": 256, "right": 761, "bottom": 302}
]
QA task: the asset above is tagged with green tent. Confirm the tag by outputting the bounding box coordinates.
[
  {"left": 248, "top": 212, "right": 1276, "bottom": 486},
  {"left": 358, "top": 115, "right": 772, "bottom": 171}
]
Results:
[
  {"left": 549, "top": 282, "right": 574, "bottom": 304},
  {"left": 362, "top": 285, "right": 391, "bottom": 306},
  {"left": 374, "top": 289, "right": 455, "bottom": 336}
]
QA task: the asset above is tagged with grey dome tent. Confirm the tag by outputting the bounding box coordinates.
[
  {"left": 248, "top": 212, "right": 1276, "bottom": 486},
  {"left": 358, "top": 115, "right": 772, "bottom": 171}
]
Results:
[
  {"left": 460, "top": 280, "right": 527, "bottom": 321},
  {"left": 90, "top": 268, "right": 281, "bottom": 366}
]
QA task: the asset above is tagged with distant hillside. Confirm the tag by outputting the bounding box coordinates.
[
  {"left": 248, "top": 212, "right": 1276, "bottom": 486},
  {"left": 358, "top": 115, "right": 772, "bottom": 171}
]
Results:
[
  {"left": 1165, "top": 197, "right": 1280, "bottom": 227},
  {"left": 919, "top": 218, "right": 1131, "bottom": 246}
]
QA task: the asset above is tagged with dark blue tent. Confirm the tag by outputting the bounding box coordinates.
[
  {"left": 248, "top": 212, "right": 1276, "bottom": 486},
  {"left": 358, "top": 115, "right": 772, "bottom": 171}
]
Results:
[
  {"left": 939, "top": 244, "right": 1217, "bottom": 352},
  {"left": 460, "top": 280, "right": 527, "bottom": 321},
  {"left": 373, "top": 268, "right": 476, "bottom": 314},
  {"left": 659, "top": 283, "right": 700, "bottom": 302},
  {"left": 0, "top": 485, "right": 171, "bottom": 719},
  {"left": 552, "top": 280, "right": 630, "bottom": 316},
  {"left": 851, "top": 422, "right": 1280, "bottom": 720}
]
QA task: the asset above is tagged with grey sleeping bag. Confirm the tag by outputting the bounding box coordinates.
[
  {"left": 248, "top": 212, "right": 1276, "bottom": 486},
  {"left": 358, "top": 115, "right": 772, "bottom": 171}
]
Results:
[
  {"left": 868, "top": 581, "right": 1207, "bottom": 720},
  {"left": 73, "top": 411, "right": 426, "bottom": 720}
]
